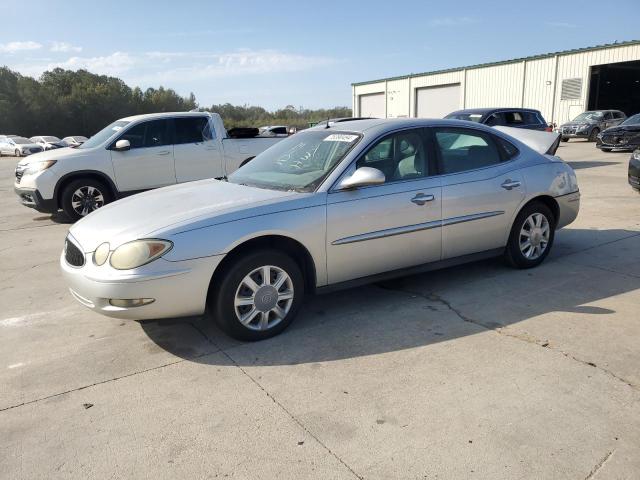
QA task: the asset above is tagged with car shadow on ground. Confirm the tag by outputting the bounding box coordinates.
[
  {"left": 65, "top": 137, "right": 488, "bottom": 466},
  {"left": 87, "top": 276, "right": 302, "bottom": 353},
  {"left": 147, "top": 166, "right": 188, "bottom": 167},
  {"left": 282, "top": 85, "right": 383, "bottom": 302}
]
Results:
[
  {"left": 139, "top": 227, "right": 640, "bottom": 366},
  {"left": 566, "top": 160, "right": 623, "bottom": 170}
]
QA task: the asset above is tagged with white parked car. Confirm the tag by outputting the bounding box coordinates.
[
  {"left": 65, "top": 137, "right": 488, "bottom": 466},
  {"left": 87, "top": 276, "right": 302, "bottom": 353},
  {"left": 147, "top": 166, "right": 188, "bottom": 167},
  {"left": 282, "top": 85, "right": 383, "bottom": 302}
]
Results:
[
  {"left": 61, "top": 119, "right": 579, "bottom": 341},
  {"left": 259, "top": 125, "right": 289, "bottom": 137},
  {"left": 14, "top": 112, "right": 285, "bottom": 220},
  {"left": 30, "top": 136, "right": 66, "bottom": 150},
  {"left": 62, "top": 136, "right": 88, "bottom": 147},
  {"left": 0, "top": 136, "right": 44, "bottom": 157}
]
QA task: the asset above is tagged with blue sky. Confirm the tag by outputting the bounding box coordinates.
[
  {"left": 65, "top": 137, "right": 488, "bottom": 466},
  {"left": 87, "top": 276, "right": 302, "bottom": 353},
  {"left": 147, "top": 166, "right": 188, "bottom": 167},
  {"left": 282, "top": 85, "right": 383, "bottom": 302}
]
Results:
[{"left": 1, "top": 0, "right": 638, "bottom": 110}]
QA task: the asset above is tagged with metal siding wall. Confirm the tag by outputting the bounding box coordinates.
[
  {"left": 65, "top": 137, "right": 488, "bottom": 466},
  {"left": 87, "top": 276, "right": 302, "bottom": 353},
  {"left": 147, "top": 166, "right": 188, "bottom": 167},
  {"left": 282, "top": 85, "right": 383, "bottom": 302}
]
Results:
[{"left": 353, "top": 43, "right": 640, "bottom": 122}]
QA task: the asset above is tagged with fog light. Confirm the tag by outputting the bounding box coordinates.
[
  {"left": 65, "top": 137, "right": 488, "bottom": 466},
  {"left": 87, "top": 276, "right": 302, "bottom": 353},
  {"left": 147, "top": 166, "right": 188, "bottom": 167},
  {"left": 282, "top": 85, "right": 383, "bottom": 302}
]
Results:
[{"left": 108, "top": 298, "right": 155, "bottom": 308}]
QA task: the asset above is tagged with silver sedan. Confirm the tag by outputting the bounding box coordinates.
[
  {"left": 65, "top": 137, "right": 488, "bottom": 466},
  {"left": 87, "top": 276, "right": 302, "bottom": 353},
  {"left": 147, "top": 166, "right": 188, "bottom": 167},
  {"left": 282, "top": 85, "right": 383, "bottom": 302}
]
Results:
[{"left": 60, "top": 119, "right": 580, "bottom": 340}]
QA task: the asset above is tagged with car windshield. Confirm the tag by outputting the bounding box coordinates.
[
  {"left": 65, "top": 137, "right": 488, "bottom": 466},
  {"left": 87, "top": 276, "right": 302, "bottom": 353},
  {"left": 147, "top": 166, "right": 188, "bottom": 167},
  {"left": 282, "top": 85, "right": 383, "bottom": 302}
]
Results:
[
  {"left": 622, "top": 114, "right": 640, "bottom": 125},
  {"left": 572, "top": 112, "right": 603, "bottom": 122},
  {"left": 12, "top": 137, "right": 30, "bottom": 144},
  {"left": 228, "top": 130, "right": 362, "bottom": 192},
  {"left": 43, "top": 136, "right": 61, "bottom": 142},
  {"left": 445, "top": 113, "right": 484, "bottom": 122},
  {"left": 79, "top": 120, "right": 130, "bottom": 149}
]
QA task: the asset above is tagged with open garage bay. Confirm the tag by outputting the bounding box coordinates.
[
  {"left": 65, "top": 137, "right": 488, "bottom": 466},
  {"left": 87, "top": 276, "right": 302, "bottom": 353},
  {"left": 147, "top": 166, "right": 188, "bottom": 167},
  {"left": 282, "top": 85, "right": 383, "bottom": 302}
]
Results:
[{"left": 1, "top": 141, "right": 640, "bottom": 479}]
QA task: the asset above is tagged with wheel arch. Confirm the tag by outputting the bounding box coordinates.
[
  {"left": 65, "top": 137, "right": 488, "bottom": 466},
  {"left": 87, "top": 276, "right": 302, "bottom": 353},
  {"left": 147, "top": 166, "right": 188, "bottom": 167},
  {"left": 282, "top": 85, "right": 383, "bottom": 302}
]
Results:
[
  {"left": 208, "top": 234, "right": 317, "bottom": 299},
  {"left": 54, "top": 170, "right": 118, "bottom": 208},
  {"left": 516, "top": 195, "right": 560, "bottom": 228}
]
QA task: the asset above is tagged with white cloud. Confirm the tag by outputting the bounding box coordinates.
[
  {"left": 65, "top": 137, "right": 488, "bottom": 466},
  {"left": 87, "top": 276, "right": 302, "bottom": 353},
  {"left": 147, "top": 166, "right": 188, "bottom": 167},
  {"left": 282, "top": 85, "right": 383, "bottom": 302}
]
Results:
[
  {"left": 428, "top": 17, "right": 479, "bottom": 27},
  {"left": 0, "top": 41, "right": 42, "bottom": 53},
  {"left": 50, "top": 41, "right": 82, "bottom": 53}
]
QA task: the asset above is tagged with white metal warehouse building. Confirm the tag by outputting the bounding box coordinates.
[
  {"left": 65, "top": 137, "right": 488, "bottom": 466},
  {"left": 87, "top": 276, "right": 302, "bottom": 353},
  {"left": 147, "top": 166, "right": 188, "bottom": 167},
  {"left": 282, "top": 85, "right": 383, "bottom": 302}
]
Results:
[{"left": 352, "top": 40, "right": 640, "bottom": 125}]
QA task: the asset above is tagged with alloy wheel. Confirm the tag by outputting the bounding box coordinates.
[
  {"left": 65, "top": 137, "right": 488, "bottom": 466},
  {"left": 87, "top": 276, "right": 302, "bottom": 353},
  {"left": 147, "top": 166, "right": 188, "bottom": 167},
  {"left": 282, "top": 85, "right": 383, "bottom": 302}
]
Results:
[
  {"left": 519, "top": 213, "right": 550, "bottom": 260},
  {"left": 234, "top": 265, "right": 294, "bottom": 331},
  {"left": 71, "top": 186, "right": 105, "bottom": 216}
]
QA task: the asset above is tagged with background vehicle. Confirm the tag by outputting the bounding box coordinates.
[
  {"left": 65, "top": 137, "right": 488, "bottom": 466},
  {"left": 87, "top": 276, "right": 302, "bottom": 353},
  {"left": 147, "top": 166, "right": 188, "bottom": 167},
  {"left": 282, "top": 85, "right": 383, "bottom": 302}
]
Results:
[
  {"left": 0, "top": 136, "right": 43, "bottom": 157},
  {"left": 596, "top": 113, "right": 640, "bottom": 151},
  {"left": 61, "top": 118, "right": 579, "bottom": 341},
  {"left": 559, "top": 110, "right": 626, "bottom": 142},
  {"left": 62, "top": 136, "right": 88, "bottom": 147},
  {"left": 445, "top": 108, "right": 551, "bottom": 131},
  {"left": 30, "top": 136, "right": 66, "bottom": 150},
  {"left": 629, "top": 149, "right": 640, "bottom": 192},
  {"left": 14, "top": 112, "right": 285, "bottom": 220},
  {"left": 258, "top": 126, "right": 289, "bottom": 137}
]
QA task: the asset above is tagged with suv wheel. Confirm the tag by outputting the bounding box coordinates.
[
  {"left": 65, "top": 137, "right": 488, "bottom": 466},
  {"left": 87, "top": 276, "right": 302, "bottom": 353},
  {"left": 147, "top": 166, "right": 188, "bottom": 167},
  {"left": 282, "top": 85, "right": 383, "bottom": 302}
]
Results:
[
  {"left": 211, "top": 250, "right": 304, "bottom": 341},
  {"left": 588, "top": 128, "right": 600, "bottom": 142},
  {"left": 61, "top": 178, "right": 112, "bottom": 221},
  {"left": 15, "top": 149, "right": 21, "bottom": 157},
  {"left": 505, "top": 202, "right": 555, "bottom": 269}
]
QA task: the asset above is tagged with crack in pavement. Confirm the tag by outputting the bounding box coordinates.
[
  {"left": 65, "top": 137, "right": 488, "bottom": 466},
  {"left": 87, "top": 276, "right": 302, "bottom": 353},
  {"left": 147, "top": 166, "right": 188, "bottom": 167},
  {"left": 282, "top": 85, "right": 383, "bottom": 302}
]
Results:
[
  {"left": 375, "top": 284, "right": 638, "bottom": 392},
  {"left": 188, "top": 321, "right": 364, "bottom": 480},
  {"left": 584, "top": 450, "right": 614, "bottom": 479}
]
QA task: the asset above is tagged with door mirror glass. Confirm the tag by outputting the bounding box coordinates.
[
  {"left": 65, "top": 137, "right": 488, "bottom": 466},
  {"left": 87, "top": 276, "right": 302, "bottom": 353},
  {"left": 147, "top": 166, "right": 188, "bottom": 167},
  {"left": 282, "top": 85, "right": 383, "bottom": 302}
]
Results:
[
  {"left": 114, "top": 139, "right": 131, "bottom": 151},
  {"left": 338, "top": 167, "right": 385, "bottom": 190}
]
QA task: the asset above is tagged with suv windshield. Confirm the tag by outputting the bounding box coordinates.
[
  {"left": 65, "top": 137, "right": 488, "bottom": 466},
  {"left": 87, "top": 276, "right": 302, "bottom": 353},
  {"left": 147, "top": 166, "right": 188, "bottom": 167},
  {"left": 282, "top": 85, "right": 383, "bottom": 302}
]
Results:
[
  {"left": 228, "top": 130, "right": 361, "bottom": 192},
  {"left": 572, "top": 112, "right": 603, "bottom": 123},
  {"left": 445, "top": 113, "right": 484, "bottom": 122},
  {"left": 622, "top": 114, "right": 640, "bottom": 125},
  {"left": 79, "top": 120, "right": 130, "bottom": 149}
]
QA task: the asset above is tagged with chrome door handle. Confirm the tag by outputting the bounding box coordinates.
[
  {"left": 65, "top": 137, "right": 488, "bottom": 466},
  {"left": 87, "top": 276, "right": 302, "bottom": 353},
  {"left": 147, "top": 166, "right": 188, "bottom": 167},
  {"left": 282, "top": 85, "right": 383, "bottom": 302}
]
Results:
[
  {"left": 411, "top": 193, "right": 435, "bottom": 205},
  {"left": 157, "top": 151, "right": 171, "bottom": 156},
  {"left": 501, "top": 179, "right": 521, "bottom": 190}
]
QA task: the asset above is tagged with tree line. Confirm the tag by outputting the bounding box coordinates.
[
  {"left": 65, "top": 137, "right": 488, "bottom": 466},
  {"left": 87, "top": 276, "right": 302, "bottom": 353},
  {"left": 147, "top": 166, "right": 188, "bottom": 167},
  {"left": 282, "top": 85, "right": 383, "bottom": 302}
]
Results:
[{"left": 0, "top": 67, "right": 351, "bottom": 138}]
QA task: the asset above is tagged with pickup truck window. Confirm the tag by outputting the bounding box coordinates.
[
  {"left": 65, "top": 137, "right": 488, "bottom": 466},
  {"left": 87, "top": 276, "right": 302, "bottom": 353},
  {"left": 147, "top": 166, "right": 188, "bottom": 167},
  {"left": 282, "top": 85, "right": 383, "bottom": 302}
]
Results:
[
  {"left": 229, "top": 130, "right": 361, "bottom": 192},
  {"left": 174, "top": 117, "right": 212, "bottom": 144},
  {"left": 80, "top": 120, "right": 130, "bottom": 149},
  {"left": 120, "top": 120, "right": 171, "bottom": 149}
]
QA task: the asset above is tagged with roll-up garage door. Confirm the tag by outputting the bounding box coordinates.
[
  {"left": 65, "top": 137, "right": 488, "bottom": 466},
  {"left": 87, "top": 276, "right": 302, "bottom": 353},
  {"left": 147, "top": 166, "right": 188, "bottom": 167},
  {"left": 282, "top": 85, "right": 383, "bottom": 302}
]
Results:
[
  {"left": 358, "top": 93, "right": 385, "bottom": 118},
  {"left": 415, "top": 84, "right": 461, "bottom": 118}
]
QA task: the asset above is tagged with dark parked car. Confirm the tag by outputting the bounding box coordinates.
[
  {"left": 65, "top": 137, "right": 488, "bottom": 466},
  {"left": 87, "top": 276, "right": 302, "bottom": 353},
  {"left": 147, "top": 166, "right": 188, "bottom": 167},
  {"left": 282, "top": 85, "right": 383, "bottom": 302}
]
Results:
[
  {"left": 629, "top": 149, "right": 640, "bottom": 192},
  {"left": 445, "top": 108, "right": 551, "bottom": 131},
  {"left": 596, "top": 113, "right": 640, "bottom": 152},
  {"left": 559, "top": 110, "right": 626, "bottom": 142}
]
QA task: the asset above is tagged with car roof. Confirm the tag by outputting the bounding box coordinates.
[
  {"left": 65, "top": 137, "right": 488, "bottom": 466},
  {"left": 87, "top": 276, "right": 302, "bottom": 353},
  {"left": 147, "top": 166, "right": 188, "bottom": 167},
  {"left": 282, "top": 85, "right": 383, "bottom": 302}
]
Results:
[
  {"left": 314, "top": 117, "right": 502, "bottom": 136},
  {"left": 119, "top": 111, "right": 210, "bottom": 122}
]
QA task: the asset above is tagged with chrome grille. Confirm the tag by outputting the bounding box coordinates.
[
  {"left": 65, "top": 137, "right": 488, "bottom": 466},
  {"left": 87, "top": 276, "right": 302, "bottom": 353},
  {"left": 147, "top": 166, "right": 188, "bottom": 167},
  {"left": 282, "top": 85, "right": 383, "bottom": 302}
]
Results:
[{"left": 65, "top": 238, "right": 85, "bottom": 267}]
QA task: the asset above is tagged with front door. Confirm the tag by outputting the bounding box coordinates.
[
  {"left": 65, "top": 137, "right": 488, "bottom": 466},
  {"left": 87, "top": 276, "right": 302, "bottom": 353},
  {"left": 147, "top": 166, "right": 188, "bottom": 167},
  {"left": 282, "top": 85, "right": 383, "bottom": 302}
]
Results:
[
  {"left": 110, "top": 119, "right": 176, "bottom": 191},
  {"left": 432, "top": 126, "right": 525, "bottom": 259},
  {"left": 326, "top": 128, "right": 442, "bottom": 284}
]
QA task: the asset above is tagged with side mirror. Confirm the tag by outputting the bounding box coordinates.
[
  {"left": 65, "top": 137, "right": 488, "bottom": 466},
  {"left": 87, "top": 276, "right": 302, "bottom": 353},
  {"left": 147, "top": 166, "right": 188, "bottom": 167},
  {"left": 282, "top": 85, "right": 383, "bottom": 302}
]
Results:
[
  {"left": 113, "top": 139, "right": 130, "bottom": 151},
  {"left": 337, "top": 167, "right": 385, "bottom": 190}
]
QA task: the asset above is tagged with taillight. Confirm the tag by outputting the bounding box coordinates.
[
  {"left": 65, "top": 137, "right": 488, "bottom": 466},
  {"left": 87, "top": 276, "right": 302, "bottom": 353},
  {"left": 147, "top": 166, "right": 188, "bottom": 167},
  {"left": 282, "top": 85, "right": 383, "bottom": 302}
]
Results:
[{"left": 545, "top": 126, "right": 553, "bottom": 132}]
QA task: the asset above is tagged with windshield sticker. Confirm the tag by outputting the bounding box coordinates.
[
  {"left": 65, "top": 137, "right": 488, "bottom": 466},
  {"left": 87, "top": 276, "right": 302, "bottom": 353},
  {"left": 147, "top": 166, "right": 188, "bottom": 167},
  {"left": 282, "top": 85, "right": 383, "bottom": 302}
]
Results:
[{"left": 323, "top": 134, "right": 358, "bottom": 143}]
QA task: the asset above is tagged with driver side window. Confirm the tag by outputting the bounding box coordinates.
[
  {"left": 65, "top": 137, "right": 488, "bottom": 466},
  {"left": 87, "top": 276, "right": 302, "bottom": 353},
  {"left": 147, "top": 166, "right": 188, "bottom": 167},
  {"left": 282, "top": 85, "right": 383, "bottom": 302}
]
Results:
[
  {"left": 119, "top": 120, "right": 170, "bottom": 149},
  {"left": 356, "top": 129, "right": 429, "bottom": 182}
]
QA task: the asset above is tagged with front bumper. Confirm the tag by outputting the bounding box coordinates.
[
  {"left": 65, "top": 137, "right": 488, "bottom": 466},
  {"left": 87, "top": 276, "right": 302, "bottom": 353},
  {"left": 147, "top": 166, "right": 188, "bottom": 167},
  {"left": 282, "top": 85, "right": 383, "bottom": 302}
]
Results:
[
  {"left": 560, "top": 131, "right": 589, "bottom": 139},
  {"left": 60, "top": 248, "right": 225, "bottom": 320},
  {"left": 629, "top": 155, "right": 640, "bottom": 191},
  {"left": 14, "top": 185, "right": 57, "bottom": 213},
  {"left": 555, "top": 191, "right": 580, "bottom": 229},
  {"left": 596, "top": 138, "right": 639, "bottom": 151}
]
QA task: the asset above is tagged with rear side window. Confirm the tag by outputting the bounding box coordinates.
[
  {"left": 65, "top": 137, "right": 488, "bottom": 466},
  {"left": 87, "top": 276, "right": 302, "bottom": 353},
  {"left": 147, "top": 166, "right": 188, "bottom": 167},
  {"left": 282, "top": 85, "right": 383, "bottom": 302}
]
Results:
[
  {"left": 503, "top": 111, "right": 525, "bottom": 125},
  {"left": 522, "top": 112, "right": 543, "bottom": 125},
  {"left": 174, "top": 117, "right": 213, "bottom": 144},
  {"left": 495, "top": 136, "right": 519, "bottom": 160},
  {"left": 120, "top": 120, "right": 171, "bottom": 149},
  {"left": 434, "top": 128, "right": 502, "bottom": 174}
]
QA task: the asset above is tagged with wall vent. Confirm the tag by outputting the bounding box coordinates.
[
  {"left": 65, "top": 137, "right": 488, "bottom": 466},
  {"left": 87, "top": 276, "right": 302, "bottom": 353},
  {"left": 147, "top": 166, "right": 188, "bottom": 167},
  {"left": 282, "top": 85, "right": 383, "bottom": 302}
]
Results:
[{"left": 561, "top": 78, "right": 582, "bottom": 100}]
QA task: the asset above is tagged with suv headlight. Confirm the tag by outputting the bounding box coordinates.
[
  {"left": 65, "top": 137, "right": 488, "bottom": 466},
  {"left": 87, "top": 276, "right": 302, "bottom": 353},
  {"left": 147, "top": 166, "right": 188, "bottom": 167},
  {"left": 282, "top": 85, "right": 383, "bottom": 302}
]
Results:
[
  {"left": 110, "top": 239, "right": 173, "bottom": 270},
  {"left": 24, "top": 160, "right": 57, "bottom": 174},
  {"left": 577, "top": 124, "right": 589, "bottom": 132}
]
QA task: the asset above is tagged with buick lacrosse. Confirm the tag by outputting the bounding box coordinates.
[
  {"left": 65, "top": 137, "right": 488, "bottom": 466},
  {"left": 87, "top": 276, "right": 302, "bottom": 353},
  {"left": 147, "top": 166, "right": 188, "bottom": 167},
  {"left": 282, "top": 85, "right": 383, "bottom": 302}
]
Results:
[{"left": 61, "top": 119, "right": 579, "bottom": 340}]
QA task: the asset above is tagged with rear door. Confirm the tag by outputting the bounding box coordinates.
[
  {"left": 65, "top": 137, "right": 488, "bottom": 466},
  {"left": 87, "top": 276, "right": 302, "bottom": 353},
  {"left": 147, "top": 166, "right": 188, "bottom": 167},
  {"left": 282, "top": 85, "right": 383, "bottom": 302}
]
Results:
[
  {"left": 326, "top": 128, "right": 442, "bottom": 284},
  {"left": 433, "top": 127, "right": 525, "bottom": 259},
  {"left": 110, "top": 119, "right": 175, "bottom": 191},
  {"left": 173, "top": 116, "right": 223, "bottom": 182}
]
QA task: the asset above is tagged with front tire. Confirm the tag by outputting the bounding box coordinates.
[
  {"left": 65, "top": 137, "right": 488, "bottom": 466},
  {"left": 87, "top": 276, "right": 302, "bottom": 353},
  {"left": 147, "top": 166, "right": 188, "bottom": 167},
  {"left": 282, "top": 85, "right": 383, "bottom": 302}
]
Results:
[
  {"left": 211, "top": 250, "right": 304, "bottom": 341},
  {"left": 561, "top": 137, "right": 569, "bottom": 142},
  {"left": 505, "top": 202, "right": 555, "bottom": 269},
  {"left": 588, "top": 128, "right": 600, "bottom": 142},
  {"left": 601, "top": 148, "right": 612, "bottom": 152},
  {"left": 15, "top": 149, "right": 21, "bottom": 157},
  {"left": 60, "top": 178, "right": 112, "bottom": 221}
]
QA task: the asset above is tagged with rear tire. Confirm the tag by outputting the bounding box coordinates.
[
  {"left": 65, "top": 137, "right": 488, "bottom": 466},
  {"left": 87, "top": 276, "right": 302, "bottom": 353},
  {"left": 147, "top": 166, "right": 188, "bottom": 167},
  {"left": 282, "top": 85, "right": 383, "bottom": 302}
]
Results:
[
  {"left": 601, "top": 148, "right": 612, "bottom": 152},
  {"left": 211, "top": 250, "right": 304, "bottom": 341},
  {"left": 588, "top": 128, "right": 600, "bottom": 142},
  {"left": 561, "top": 137, "right": 569, "bottom": 142},
  {"left": 505, "top": 202, "right": 555, "bottom": 269},
  {"left": 60, "top": 178, "right": 112, "bottom": 221}
]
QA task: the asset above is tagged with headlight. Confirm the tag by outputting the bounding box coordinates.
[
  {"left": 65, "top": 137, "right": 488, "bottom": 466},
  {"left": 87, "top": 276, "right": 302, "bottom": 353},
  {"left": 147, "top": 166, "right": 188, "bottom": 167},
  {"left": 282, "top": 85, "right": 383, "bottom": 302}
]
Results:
[
  {"left": 110, "top": 239, "right": 172, "bottom": 270},
  {"left": 577, "top": 124, "right": 589, "bottom": 132},
  {"left": 24, "top": 160, "right": 56, "bottom": 174},
  {"left": 93, "top": 242, "right": 110, "bottom": 266}
]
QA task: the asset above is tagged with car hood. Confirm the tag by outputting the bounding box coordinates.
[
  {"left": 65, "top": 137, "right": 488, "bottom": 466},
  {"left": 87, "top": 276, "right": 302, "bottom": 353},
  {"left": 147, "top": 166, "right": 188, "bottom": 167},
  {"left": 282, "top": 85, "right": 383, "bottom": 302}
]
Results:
[
  {"left": 602, "top": 125, "right": 640, "bottom": 134},
  {"left": 16, "top": 145, "right": 93, "bottom": 166},
  {"left": 561, "top": 122, "right": 594, "bottom": 128},
  {"left": 68, "top": 179, "right": 303, "bottom": 252},
  {"left": 15, "top": 143, "right": 41, "bottom": 149}
]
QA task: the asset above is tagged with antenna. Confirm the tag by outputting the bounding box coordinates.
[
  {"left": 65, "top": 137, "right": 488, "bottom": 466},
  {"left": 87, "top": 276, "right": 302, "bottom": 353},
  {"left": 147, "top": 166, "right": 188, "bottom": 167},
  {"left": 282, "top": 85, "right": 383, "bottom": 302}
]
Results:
[{"left": 325, "top": 117, "right": 331, "bottom": 129}]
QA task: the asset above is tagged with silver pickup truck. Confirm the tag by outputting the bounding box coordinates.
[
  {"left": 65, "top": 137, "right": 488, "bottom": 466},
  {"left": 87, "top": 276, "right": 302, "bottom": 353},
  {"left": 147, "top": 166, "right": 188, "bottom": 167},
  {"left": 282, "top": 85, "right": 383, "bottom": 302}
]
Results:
[{"left": 14, "top": 112, "right": 285, "bottom": 220}]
